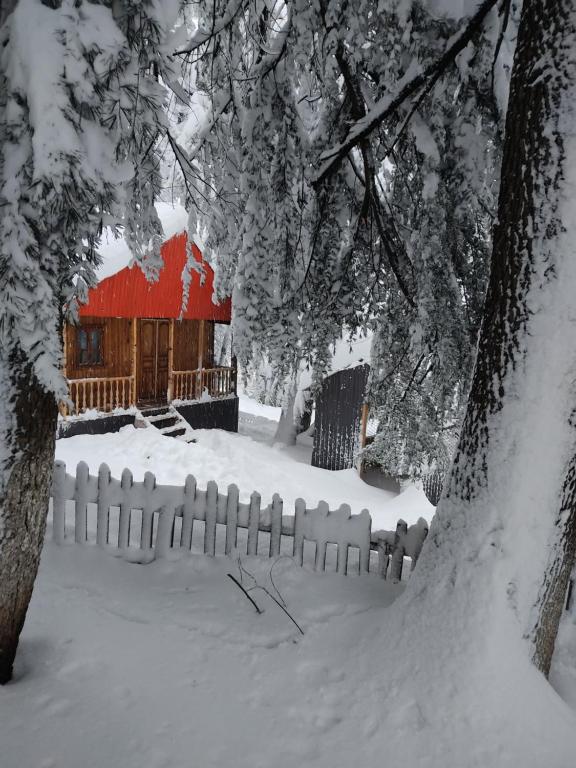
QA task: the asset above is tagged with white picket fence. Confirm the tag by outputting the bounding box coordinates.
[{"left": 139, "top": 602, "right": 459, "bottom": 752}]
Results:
[{"left": 50, "top": 461, "right": 429, "bottom": 579}]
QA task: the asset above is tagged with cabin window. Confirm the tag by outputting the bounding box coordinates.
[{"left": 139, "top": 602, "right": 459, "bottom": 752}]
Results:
[{"left": 77, "top": 326, "right": 103, "bottom": 367}]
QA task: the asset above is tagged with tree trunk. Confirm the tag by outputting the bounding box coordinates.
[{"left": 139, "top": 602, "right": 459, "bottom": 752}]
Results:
[
  {"left": 353, "top": 7, "right": 576, "bottom": 760},
  {"left": 273, "top": 379, "right": 298, "bottom": 446},
  {"left": 436, "top": 0, "right": 576, "bottom": 676},
  {"left": 0, "top": 351, "right": 57, "bottom": 684}
]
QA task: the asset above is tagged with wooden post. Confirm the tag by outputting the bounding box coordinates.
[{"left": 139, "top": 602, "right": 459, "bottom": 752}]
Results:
[
  {"left": 359, "top": 402, "right": 370, "bottom": 476},
  {"left": 131, "top": 319, "right": 137, "bottom": 406},
  {"left": 231, "top": 354, "right": 238, "bottom": 396},
  {"left": 197, "top": 320, "right": 205, "bottom": 370},
  {"left": 59, "top": 323, "right": 69, "bottom": 416},
  {"left": 197, "top": 320, "right": 205, "bottom": 398},
  {"left": 62, "top": 322, "right": 68, "bottom": 379},
  {"left": 360, "top": 402, "right": 369, "bottom": 448},
  {"left": 167, "top": 319, "right": 175, "bottom": 402}
]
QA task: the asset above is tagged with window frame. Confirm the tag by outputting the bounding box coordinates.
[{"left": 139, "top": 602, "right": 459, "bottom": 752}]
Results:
[{"left": 76, "top": 324, "right": 104, "bottom": 368}]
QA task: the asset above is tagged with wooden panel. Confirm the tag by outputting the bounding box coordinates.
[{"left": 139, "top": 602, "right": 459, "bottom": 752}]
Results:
[
  {"left": 311, "top": 364, "right": 370, "bottom": 471},
  {"left": 138, "top": 319, "right": 157, "bottom": 402},
  {"left": 173, "top": 319, "right": 200, "bottom": 371},
  {"left": 204, "top": 321, "right": 214, "bottom": 369},
  {"left": 157, "top": 321, "right": 169, "bottom": 397},
  {"left": 65, "top": 317, "right": 132, "bottom": 380}
]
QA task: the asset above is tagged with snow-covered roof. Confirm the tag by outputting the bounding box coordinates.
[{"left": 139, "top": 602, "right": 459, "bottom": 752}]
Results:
[{"left": 96, "top": 202, "right": 188, "bottom": 281}]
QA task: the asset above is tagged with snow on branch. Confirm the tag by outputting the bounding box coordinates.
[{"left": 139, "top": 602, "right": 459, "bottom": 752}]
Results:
[{"left": 313, "top": 0, "right": 501, "bottom": 187}]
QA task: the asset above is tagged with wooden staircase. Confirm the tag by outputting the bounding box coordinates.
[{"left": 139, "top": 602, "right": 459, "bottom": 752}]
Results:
[{"left": 140, "top": 405, "right": 192, "bottom": 440}]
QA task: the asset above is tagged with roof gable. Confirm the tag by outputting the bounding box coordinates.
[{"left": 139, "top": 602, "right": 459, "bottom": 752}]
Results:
[{"left": 79, "top": 232, "right": 231, "bottom": 322}]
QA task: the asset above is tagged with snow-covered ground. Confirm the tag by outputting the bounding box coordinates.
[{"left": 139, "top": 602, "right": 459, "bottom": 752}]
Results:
[
  {"left": 2, "top": 542, "right": 403, "bottom": 768},
  {"left": 54, "top": 396, "right": 434, "bottom": 531},
  {"left": 2, "top": 531, "right": 576, "bottom": 768},
  {"left": 2, "top": 399, "right": 576, "bottom": 767}
]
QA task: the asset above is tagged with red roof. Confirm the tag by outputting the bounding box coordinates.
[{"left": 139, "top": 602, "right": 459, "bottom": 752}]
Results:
[{"left": 79, "top": 232, "right": 231, "bottom": 322}]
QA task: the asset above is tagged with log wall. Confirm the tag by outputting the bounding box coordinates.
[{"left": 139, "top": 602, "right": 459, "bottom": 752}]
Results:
[{"left": 65, "top": 317, "right": 133, "bottom": 379}]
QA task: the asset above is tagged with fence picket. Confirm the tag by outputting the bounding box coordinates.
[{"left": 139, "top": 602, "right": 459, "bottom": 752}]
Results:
[
  {"left": 336, "top": 504, "right": 352, "bottom": 575},
  {"left": 204, "top": 481, "right": 218, "bottom": 555},
  {"left": 74, "top": 461, "right": 90, "bottom": 544},
  {"left": 52, "top": 460, "right": 67, "bottom": 544},
  {"left": 96, "top": 464, "right": 112, "bottom": 547},
  {"left": 118, "top": 468, "right": 133, "bottom": 549},
  {"left": 140, "top": 472, "right": 157, "bottom": 550},
  {"left": 225, "top": 484, "right": 240, "bottom": 555},
  {"left": 269, "top": 494, "right": 282, "bottom": 557},
  {"left": 181, "top": 475, "right": 197, "bottom": 549},
  {"left": 314, "top": 501, "right": 329, "bottom": 571},
  {"left": 155, "top": 503, "right": 176, "bottom": 558},
  {"left": 390, "top": 520, "right": 408, "bottom": 582},
  {"left": 293, "top": 498, "right": 306, "bottom": 566},
  {"left": 49, "top": 462, "right": 426, "bottom": 579},
  {"left": 247, "top": 491, "right": 261, "bottom": 555}
]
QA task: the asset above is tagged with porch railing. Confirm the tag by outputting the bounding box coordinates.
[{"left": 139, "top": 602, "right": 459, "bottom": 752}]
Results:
[
  {"left": 65, "top": 376, "right": 135, "bottom": 414},
  {"left": 64, "top": 366, "right": 236, "bottom": 415},
  {"left": 172, "top": 366, "right": 236, "bottom": 401}
]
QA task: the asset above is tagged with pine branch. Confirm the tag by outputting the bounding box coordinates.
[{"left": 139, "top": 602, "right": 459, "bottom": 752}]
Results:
[{"left": 313, "top": 0, "right": 500, "bottom": 187}]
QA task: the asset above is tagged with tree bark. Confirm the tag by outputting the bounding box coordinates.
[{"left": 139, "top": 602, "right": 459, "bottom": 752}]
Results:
[
  {"left": 0, "top": 350, "right": 57, "bottom": 684},
  {"left": 422, "top": 0, "right": 576, "bottom": 676}
]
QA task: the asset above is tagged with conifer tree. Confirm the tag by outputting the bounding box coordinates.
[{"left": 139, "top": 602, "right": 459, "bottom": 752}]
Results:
[{"left": 0, "top": 0, "right": 182, "bottom": 683}]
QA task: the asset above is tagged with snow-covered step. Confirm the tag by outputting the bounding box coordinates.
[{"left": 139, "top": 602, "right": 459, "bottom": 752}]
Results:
[{"left": 140, "top": 406, "right": 190, "bottom": 440}]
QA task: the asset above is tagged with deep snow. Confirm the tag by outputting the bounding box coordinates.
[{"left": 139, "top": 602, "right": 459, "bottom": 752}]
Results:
[{"left": 2, "top": 399, "right": 576, "bottom": 768}]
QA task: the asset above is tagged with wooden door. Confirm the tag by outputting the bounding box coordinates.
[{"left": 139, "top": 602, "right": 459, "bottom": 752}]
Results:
[{"left": 137, "top": 319, "right": 170, "bottom": 403}]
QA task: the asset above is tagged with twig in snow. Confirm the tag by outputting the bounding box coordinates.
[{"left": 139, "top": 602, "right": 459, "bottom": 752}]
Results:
[
  {"left": 227, "top": 573, "right": 263, "bottom": 614},
  {"left": 236, "top": 557, "right": 304, "bottom": 635}
]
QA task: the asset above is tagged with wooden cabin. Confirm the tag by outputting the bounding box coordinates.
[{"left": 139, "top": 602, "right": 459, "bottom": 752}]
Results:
[{"left": 62, "top": 232, "right": 237, "bottom": 431}]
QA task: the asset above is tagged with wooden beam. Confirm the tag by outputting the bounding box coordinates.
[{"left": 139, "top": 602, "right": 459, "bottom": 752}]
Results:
[
  {"left": 197, "top": 319, "right": 205, "bottom": 399},
  {"left": 167, "top": 319, "right": 175, "bottom": 402},
  {"left": 62, "top": 322, "right": 68, "bottom": 379},
  {"left": 197, "top": 319, "right": 205, "bottom": 370},
  {"left": 360, "top": 402, "right": 369, "bottom": 449},
  {"left": 131, "top": 319, "right": 138, "bottom": 406}
]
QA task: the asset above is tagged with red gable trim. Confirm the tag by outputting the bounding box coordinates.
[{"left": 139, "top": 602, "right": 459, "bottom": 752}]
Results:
[{"left": 79, "top": 232, "right": 231, "bottom": 322}]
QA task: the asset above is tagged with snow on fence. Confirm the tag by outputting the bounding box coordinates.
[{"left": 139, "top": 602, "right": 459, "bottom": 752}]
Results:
[{"left": 50, "top": 461, "right": 429, "bottom": 579}]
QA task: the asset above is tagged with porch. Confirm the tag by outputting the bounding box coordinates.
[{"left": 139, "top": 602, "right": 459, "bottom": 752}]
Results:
[{"left": 62, "top": 316, "right": 237, "bottom": 416}]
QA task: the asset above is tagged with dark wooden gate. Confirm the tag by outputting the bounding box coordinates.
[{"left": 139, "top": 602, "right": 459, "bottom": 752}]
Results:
[
  {"left": 312, "top": 364, "right": 369, "bottom": 471},
  {"left": 137, "top": 319, "right": 169, "bottom": 403}
]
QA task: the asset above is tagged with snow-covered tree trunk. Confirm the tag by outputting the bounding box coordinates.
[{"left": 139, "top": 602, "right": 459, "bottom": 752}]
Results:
[
  {"left": 0, "top": 0, "right": 180, "bottom": 684},
  {"left": 274, "top": 379, "right": 298, "bottom": 446},
  {"left": 357, "top": 8, "right": 576, "bottom": 757},
  {"left": 0, "top": 357, "right": 57, "bottom": 684},
  {"left": 409, "top": 0, "right": 576, "bottom": 675}
]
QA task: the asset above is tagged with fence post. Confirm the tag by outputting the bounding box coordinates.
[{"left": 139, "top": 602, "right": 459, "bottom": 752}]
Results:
[
  {"left": 377, "top": 539, "right": 390, "bottom": 579},
  {"left": 390, "top": 520, "right": 408, "bottom": 582},
  {"left": 410, "top": 518, "right": 430, "bottom": 571},
  {"left": 225, "top": 484, "right": 240, "bottom": 555},
  {"left": 75, "top": 461, "right": 90, "bottom": 544},
  {"left": 52, "top": 460, "right": 67, "bottom": 544}
]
